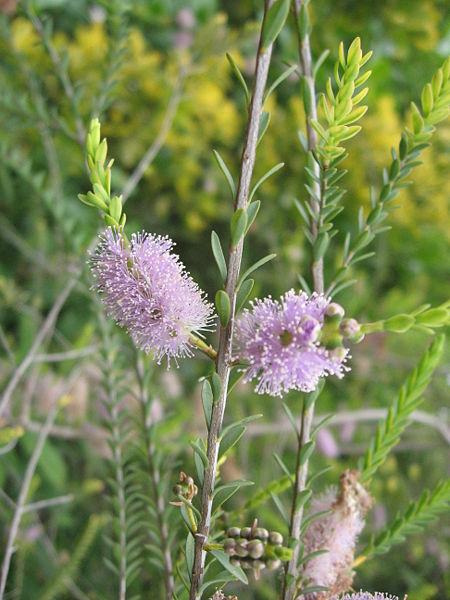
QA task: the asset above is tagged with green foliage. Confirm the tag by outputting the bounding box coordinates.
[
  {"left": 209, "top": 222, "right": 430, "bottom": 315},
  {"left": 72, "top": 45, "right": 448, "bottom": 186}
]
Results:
[
  {"left": 359, "top": 480, "right": 450, "bottom": 560},
  {"left": 38, "top": 514, "right": 106, "bottom": 600},
  {"left": 359, "top": 335, "right": 445, "bottom": 483}
]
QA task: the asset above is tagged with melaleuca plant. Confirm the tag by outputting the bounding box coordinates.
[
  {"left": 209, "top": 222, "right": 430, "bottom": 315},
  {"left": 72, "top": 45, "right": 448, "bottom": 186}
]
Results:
[
  {"left": 2, "top": 3, "right": 448, "bottom": 600},
  {"left": 73, "top": 2, "right": 450, "bottom": 595}
]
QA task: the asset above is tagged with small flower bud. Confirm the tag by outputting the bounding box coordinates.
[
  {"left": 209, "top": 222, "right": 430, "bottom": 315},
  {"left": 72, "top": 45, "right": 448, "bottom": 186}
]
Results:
[
  {"left": 227, "top": 527, "right": 241, "bottom": 538},
  {"left": 251, "top": 559, "right": 266, "bottom": 571},
  {"left": 247, "top": 540, "right": 265, "bottom": 559},
  {"left": 230, "top": 558, "right": 241, "bottom": 567},
  {"left": 340, "top": 318, "right": 361, "bottom": 340},
  {"left": 269, "top": 531, "right": 283, "bottom": 545},
  {"left": 267, "top": 559, "right": 282, "bottom": 570},
  {"left": 325, "top": 303, "right": 345, "bottom": 321},
  {"left": 223, "top": 539, "right": 236, "bottom": 556},
  {"left": 298, "top": 315, "right": 321, "bottom": 343},
  {"left": 254, "top": 527, "right": 269, "bottom": 540},
  {"left": 240, "top": 527, "right": 252, "bottom": 539},
  {"left": 173, "top": 484, "right": 182, "bottom": 496}
]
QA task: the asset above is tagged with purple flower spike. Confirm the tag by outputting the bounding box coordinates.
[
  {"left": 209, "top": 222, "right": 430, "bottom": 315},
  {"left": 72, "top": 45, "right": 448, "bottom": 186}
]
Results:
[
  {"left": 90, "top": 228, "right": 214, "bottom": 365},
  {"left": 335, "top": 593, "right": 400, "bottom": 600},
  {"left": 234, "top": 289, "right": 349, "bottom": 397}
]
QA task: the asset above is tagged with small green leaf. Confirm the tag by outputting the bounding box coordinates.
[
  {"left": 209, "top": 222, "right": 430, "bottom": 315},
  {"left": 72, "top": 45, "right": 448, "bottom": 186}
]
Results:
[
  {"left": 299, "top": 441, "right": 315, "bottom": 466},
  {"left": 270, "top": 491, "right": 290, "bottom": 525},
  {"left": 230, "top": 208, "right": 248, "bottom": 247},
  {"left": 282, "top": 402, "right": 299, "bottom": 436},
  {"left": 215, "top": 290, "right": 231, "bottom": 328},
  {"left": 209, "top": 550, "right": 248, "bottom": 584},
  {"left": 235, "top": 278, "right": 254, "bottom": 313},
  {"left": 226, "top": 53, "right": 250, "bottom": 106},
  {"left": 295, "top": 489, "right": 312, "bottom": 512},
  {"left": 212, "top": 480, "right": 254, "bottom": 512},
  {"left": 263, "top": 66, "right": 297, "bottom": 109},
  {"left": 249, "top": 163, "right": 284, "bottom": 202},
  {"left": 201, "top": 380, "right": 213, "bottom": 429},
  {"left": 213, "top": 149, "right": 235, "bottom": 199},
  {"left": 261, "top": 0, "right": 290, "bottom": 50},
  {"left": 211, "top": 231, "right": 227, "bottom": 283},
  {"left": 211, "top": 372, "right": 222, "bottom": 402},
  {"left": 190, "top": 440, "right": 208, "bottom": 468},
  {"left": 186, "top": 533, "right": 195, "bottom": 581},
  {"left": 220, "top": 425, "right": 246, "bottom": 457},
  {"left": 245, "top": 201, "right": 260, "bottom": 234},
  {"left": 238, "top": 253, "right": 276, "bottom": 290},
  {"left": 258, "top": 110, "right": 271, "bottom": 143}
]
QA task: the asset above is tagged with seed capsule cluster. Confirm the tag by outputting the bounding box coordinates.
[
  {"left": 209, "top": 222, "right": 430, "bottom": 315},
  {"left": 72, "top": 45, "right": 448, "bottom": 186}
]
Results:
[{"left": 223, "top": 526, "right": 284, "bottom": 574}]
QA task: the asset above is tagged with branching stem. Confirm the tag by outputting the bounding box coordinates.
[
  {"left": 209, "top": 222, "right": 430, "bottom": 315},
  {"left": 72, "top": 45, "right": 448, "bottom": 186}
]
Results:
[
  {"left": 189, "top": 3, "right": 275, "bottom": 597},
  {"left": 282, "top": 2, "right": 323, "bottom": 598}
]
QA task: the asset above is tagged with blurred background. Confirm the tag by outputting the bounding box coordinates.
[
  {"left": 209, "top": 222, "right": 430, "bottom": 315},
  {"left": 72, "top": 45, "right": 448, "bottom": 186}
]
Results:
[{"left": 0, "top": 1, "right": 449, "bottom": 598}]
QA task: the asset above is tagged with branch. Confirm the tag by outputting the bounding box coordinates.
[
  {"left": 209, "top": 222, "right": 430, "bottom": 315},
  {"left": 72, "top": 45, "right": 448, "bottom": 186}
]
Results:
[
  {"left": 0, "top": 275, "right": 78, "bottom": 418},
  {"left": 0, "top": 401, "right": 59, "bottom": 598},
  {"left": 282, "top": 2, "right": 322, "bottom": 597},
  {"left": 189, "top": 3, "right": 276, "bottom": 597}
]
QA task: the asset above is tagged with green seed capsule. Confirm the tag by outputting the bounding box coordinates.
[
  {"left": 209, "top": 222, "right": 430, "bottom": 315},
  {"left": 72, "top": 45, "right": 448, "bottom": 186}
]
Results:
[
  {"left": 269, "top": 531, "right": 283, "bottom": 545},
  {"left": 230, "top": 558, "right": 241, "bottom": 567},
  {"left": 235, "top": 539, "right": 248, "bottom": 558},
  {"left": 247, "top": 540, "right": 265, "bottom": 559},
  {"left": 227, "top": 527, "right": 241, "bottom": 538},
  {"left": 223, "top": 539, "right": 236, "bottom": 555},
  {"left": 240, "top": 527, "right": 252, "bottom": 539},
  {"left": 254, "top": 527, "right": 269, "bottom": 540},
  {"left": 267, "top": 559, "right": 282, "bottom": 570},
  {"left": 251, "top": 559, "right": 266, "bottom": 571}
]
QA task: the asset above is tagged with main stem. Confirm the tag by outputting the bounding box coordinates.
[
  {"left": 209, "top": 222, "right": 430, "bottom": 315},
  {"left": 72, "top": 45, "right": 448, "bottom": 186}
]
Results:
[
  {"left": 281, "top": 2, "right": 323, "bottom": 599},
  {"left": 189, "top": 4, "right": 274, "bottom": 598}
]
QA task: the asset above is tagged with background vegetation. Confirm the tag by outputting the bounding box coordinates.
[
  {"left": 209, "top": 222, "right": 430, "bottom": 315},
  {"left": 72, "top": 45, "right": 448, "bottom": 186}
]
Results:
[{"left": 0, "top": 1, "right": 449, "bottom": 599}]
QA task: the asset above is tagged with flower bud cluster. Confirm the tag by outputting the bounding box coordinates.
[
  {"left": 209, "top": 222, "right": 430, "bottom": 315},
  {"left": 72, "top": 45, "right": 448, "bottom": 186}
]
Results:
[
  {"left": 223, "top": 525, "right": 291, "bottom": 576},
  {"left": 321, "top": 303, "right": 364, "bottom": 350},
  {"left": 173, "top": 471, "right": 198, "bottom": 501}
]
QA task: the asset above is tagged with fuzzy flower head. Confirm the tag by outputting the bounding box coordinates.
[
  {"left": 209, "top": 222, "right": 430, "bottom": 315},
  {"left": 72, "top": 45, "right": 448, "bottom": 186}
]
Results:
[
  {"left": 90, "top": 228, "right": 214, "bottom": 365},
  {"left": 335, "top": 594, "right": 400, "bottom": 600},
  {"left": 302, "top": 471, "right": 373, "bottom": 600},
  {"left": 234, "top": 289, "right": 349, "bottom": 397}
]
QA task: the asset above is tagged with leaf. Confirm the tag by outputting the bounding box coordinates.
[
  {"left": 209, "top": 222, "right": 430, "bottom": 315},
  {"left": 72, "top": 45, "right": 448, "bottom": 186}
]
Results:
[
  {"left": 215, "top": 290, "right": 231, "bottom": 328},
  {"left": 226, "top": 53, "right": 250, "bottom": 106},
  {"left": 249, "top": 162, "right": 285, "bottom": 202},
  {"left": 219, "top": 425, "right": 246, "bottom": 457},
  {"left": 211, "top": 231, "right": 227, "bottom": 283},
  {"left": 237, "top": 253, "right": 276, "bottom": 290},
  {"left": 212, "top": 480, "right": 254, "bottom": 512},
  {"left": 230, "top": 208, "right": 248, "bottom": 247},
  {"left": 201, "top": 380, "right": 213, "bottom": 429},
  {"left": 186, "top": 533, "right": 195, "bottom": 581},
  {"left": 209, "top": 550, "right": 248, "bottom": 584},
  {"left": 190, "top": 440, "right": 208, "bottom": 468},
  {"left": 263, "top": 67, "right": 297, "bottom": 109},
  {"left": 235, "top": 278, "right": 254, "bottom": 313},
  {"left": 273, "top": 452, "right": 294, "bottom": 482},
  {"left": 258, "top": 110, "right": 271, "bottom": 143},
  {"left": 221, "top": 414, "right": 263, "bottom": 440},
  {"left": 282, "top": 402, "right": 299, "bottom": 436},
  {"left": 261, "top": 0, "right": 290, "bottom": 50},
  {"left": 270, "top": 491, "right": 290, "bottom": 525},
  {"left": 245, "top": 201, "right": 260, "bottom": 233},
  {"left": 299, "top": 441, "right": 315, "bottom": 466},
  {"left": 213, "top": 149, "right": 235, "bottom": 198}
]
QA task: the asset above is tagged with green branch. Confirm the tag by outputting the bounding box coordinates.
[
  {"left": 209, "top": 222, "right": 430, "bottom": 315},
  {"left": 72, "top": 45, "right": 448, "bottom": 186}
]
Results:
[{"left": 359, "top": 335, "right": 445, "bottom": 484}]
